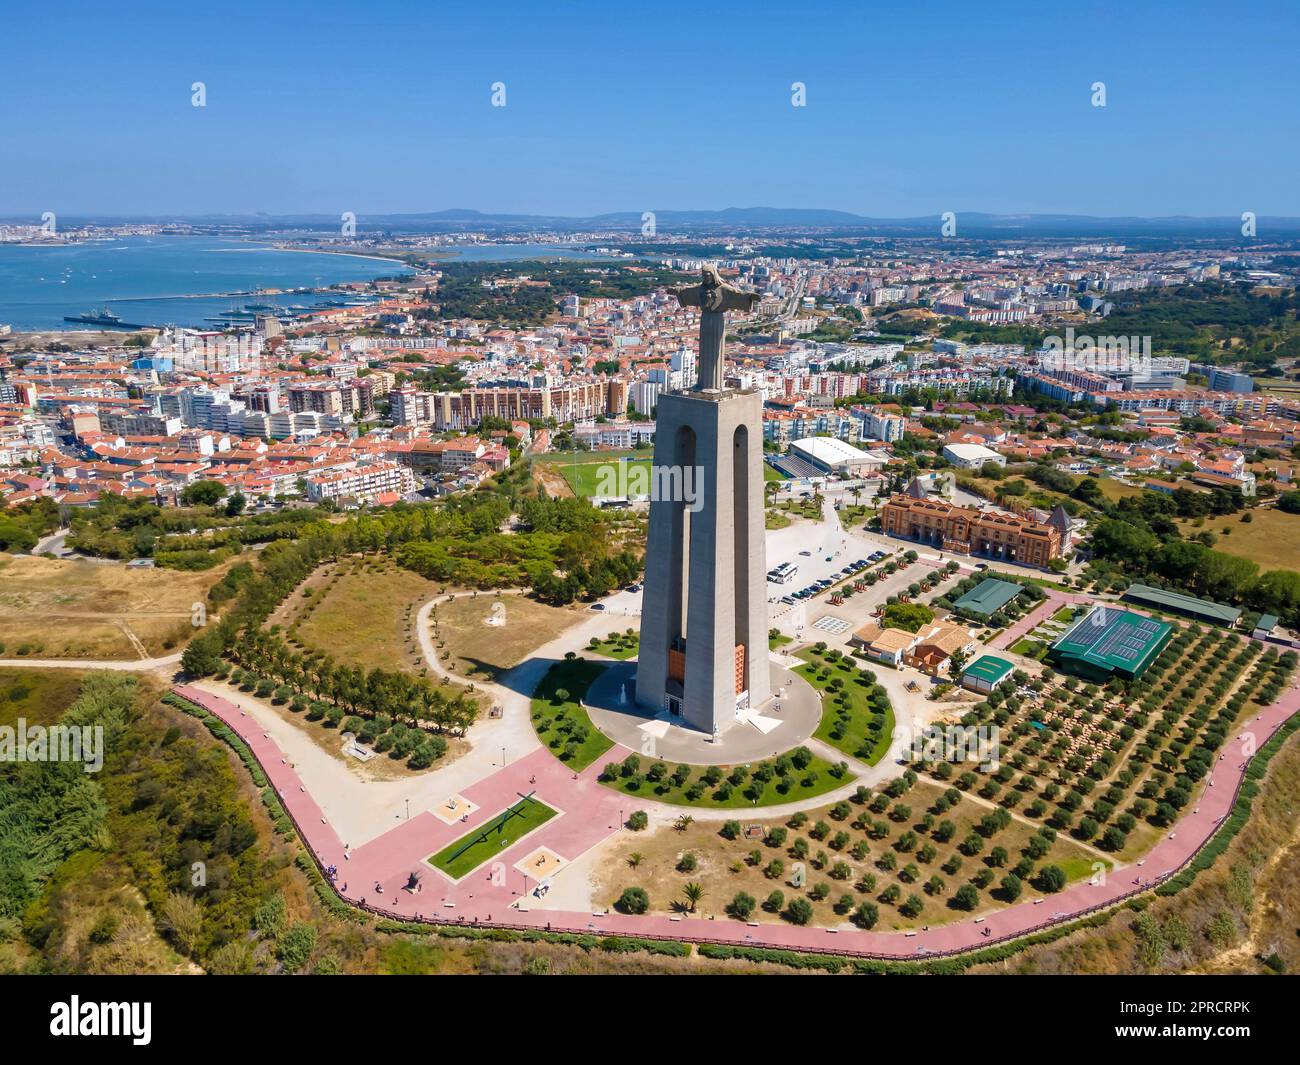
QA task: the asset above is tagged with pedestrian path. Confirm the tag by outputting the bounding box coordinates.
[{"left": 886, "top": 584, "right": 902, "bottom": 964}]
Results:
[{"left": 171, "top": 673, "right": 1300, "bottom": 960}]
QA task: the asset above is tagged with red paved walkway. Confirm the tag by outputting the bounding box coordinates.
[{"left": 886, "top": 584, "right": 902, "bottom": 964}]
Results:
[
  {"left": 174, "top": 679, "right": 1300, "bottom": 960},
  {"left": 989, "top": 589, "right": 1096, "bottom": 652}
]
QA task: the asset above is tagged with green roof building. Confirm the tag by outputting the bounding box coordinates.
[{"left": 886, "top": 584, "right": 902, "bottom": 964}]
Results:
[
  {"left": 953, "top": 578, "right": 1023, "bottom": 619},
  {"left": 1121, "top": 583, "right": 1241, "bottom": 626},
  {"left": 1253, "top": 614, "right": 1279, "bottom": 639},
  {"left": 961, "top": 654, "right": 1015, "bottom": 693},
  {"left": 1047, "top": 606, "right": 1174, "bottom": 681}
]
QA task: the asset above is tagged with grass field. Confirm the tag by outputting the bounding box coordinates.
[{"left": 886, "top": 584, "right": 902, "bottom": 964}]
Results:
[
  {"left": 292, "top": 558, "right": 438, "bottom": 675},
  {"left": 428, "top": 797, "right": 559, "bottom": 880},
  {"left": 1009, "top": 637, "right": 1049, "bottom": 659},
  {"left": 537, "top": 450, "right": 648, "bottom": 499},
  {"left": 0, "top": 668, "right": 86, "bottom": 727},
  {"left": 586, "top": 630, "right": 639, "bottom": 660},
  {"left": 530, "top": 658, "right": 614, "bottom": 770},
  {"left": 957, "top": 472, "right": 1142, "bottom": 513},
  {"left": 1094, "top": 477, "right": 1144, "bottom": 502},
  {"left": 0, "top": 553, "right": 231, "bottom": 659},
  {"left": 1181, "top": 508, "right": 1300, "bottom": 572},
  {"left": 432, "top": 593, "right": 583, "bottom": 680},
  {"left": 560, "top": 457, "right": 650, "bottom": 497},
  {"left": 796, "top": 648, "right": 895, "bottom": 765},
  {"left": 601, "top": 750, "right": 855, "bottom": 809}
]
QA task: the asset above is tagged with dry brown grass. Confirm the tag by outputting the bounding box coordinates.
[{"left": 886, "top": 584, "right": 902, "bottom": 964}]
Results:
[
  {"left": 969, "top": 731, "right": 1300, "bottom": 975},
  {"left": 593, "top": 778, "right": 1104, "bottom": 932},
  {"left": 430, "top": 592, "right": 584, "bottom": 681},
  {"left": 1180, "top": 508, "right": 1300, "bottom": 572},
  {"left": 0, "top": 553, "right": 234, "bottom": 659},
  {"left": 289, "top": 557, "right": 437, "bottom": 676}
]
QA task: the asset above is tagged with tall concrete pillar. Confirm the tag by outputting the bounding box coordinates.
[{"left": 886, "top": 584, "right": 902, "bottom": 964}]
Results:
[{"left": 636, "top": 388, "right": 770, "bottom": 734}]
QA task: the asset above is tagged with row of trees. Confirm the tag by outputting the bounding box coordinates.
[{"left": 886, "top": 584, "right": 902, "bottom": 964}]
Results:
[
  {"left": 1083, "top": 487, "right": 1300, "bottom": 624},
  {"left": 223, "top": 629, "right": 479, "bottom": 737}
]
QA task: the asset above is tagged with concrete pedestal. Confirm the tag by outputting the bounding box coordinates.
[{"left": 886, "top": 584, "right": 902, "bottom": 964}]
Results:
[{"left": 636, "top": 387, "right": 770, "bottom": 733}]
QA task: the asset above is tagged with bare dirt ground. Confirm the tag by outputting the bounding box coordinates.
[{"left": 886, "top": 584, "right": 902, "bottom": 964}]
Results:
[{"left": 532, "top": 463, "right": 575, "bottom": 499}]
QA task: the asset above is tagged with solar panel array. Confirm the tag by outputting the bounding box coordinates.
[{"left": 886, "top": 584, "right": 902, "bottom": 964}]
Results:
[{"left": 1062, "top": 610, "right": 1166, "bottom": 666}]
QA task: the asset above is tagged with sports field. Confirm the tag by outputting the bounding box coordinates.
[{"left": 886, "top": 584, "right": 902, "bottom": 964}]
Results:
[
  {"left": 428, "top": 797, "right": 559, "bottom": 879},
  {"left": 554, "top": 456, "right": 650, "bottom": 497}
]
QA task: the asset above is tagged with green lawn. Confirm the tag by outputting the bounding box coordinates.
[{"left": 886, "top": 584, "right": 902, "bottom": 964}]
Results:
[
  {"left": 543, "top": 452, "right": 652, "bottom": 498},
  {"left": 428, "top": 798, "right": 559, "bottom": 880},
  {"left": 796, "top": 648, "right": 895, "bottom": 765},
  {"left": 587, "top": 632, "right": 640, "bottom": 660},
  {"left": 763, "top": 465, "right": 786, "bottom": 483},
  {"left": 600, "top": 749, "right": 854, "bottom": 809},
  {"left": 1009, "top": 637, "right": 1048, "bottom": 659},
  {"left": 1055, "top": 855, "right": 1111, "bottom": 882},
  {"left": 530, "top": 658, "right": 614, "bottom": 770},
  {"left": 769, "top": 633, "right": 793, "bottom": 650}
]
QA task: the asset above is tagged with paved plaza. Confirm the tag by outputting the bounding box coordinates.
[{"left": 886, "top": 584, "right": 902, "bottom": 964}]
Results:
[{"left": 585, "top": 659, "right": 822, "bottom": 765}]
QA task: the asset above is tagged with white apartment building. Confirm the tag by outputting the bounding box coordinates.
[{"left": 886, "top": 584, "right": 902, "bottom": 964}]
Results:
[{"left": 305, "top": 461, "right": 417, "bottom": 504}]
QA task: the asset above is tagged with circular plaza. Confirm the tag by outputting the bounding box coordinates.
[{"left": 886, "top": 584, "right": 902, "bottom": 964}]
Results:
[{"left": 584, "top": 659, "right": 823, "bottom": 765}]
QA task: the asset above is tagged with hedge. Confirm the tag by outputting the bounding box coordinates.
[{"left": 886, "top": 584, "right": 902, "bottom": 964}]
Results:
[{"left": 1156, "top": 712, "right": 1300, "bottom": 897}]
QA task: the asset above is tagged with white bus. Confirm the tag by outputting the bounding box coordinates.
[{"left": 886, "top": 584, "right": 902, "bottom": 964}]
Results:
[{"left": 768, "top": 562, "right": 799, "bottom": 585}]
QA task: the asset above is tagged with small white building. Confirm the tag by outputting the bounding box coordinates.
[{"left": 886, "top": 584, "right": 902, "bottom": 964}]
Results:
[{"left": 942, "top": 442, "right": 1006, "bottom": 470}]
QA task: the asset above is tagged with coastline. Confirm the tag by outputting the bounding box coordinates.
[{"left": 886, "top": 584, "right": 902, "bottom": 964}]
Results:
[
  {"left": 265, "top": 243, "right": 418, "bottom": 268},
  {"left": 0, "top": 235, "right": 414, "bottom": 332}
]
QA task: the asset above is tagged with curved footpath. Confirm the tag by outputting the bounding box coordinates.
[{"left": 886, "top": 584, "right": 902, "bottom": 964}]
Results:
[{"left": 170, "top": 674, "right": 1300, "bottom": 960}]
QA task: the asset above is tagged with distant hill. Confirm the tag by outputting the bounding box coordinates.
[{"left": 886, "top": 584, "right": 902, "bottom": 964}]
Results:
[{"left": 21, "top": 208, "right": 1300, "bottom": 240}]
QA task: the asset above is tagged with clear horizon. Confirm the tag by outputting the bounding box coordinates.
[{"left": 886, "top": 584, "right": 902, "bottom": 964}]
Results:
[{"left": 1, "top": 0, "right": 1298, "bottom": 217}]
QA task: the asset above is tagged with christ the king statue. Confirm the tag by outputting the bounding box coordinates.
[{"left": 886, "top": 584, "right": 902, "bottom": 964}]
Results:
[{"left": 671, "top": 264, "right": 759, "bottom": 391}]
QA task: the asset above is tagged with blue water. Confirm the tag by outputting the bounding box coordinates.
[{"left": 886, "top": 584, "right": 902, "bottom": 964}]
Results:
[
  {"left": 439, "top": 243, "right": 626, "bottom": 263},
  {"left": 0, "top": 236, "right": 414, "bottom": 331}
]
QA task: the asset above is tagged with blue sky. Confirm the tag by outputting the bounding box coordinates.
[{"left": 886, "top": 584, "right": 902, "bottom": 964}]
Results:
[{"left": 2, "top": 0, "right": 1298, "bottom": 218}]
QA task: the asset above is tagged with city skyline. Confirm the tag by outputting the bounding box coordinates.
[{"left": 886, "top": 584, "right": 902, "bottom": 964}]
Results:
[{"left": 3, "top": 1, "right": 1298, "bottom": 217}]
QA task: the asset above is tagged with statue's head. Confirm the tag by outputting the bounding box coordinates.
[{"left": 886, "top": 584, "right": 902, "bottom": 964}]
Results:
[{"left": 700, "top": 263, "right": 725, "bottom": 310}]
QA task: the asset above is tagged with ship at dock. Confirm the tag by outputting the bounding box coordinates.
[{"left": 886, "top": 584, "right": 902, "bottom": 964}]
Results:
[{"left": 62, "top": 307, "right": 144, "bottom": 329}]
